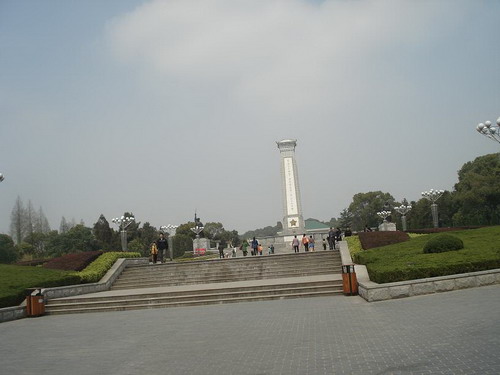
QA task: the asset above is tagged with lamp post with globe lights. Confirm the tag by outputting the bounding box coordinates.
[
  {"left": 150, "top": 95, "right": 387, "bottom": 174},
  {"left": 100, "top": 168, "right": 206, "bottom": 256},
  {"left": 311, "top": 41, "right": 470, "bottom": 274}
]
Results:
[
  {"left": 111, "top": 215, "right": 135, "bottom": 251},
  {"left": 160, "top": 224, "right": 178, "bottom": 261},
  {"left": 376, "top": 210, "right": 392, "bottom": 231},
  {"left": 395, "top": 203, "right": 412, "bottom": 231},
  {"left": 476, "top": 117, "right": 500, "bottom": 144},
  {"left": 421, "top": 189, "right": 444, "bottom": 228}
]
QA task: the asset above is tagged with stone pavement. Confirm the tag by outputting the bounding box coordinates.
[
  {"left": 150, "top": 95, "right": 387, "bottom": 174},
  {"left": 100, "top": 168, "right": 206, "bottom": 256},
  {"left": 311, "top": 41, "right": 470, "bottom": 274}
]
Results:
[{"left": 1, "top": 285, "right": 499, "bottom": 375}]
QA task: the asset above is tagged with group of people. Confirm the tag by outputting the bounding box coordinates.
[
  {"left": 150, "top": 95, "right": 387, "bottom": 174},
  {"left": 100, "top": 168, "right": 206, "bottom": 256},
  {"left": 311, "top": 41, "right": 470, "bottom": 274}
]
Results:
[
  {"left": 291, "top": 234, "right": 315, "bottom": 252},
  {"left": 150, "top": 232, "right": 169, "bottom": 264}
]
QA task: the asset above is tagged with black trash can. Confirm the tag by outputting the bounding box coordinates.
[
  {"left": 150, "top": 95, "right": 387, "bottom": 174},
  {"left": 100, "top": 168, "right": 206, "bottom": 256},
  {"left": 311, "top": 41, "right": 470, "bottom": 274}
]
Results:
[
  {"left": 341, "top": 265, "right": 358, "bottom": 296},
  {"left": 25, "top": 288, "right": 45, "bottom": 317}
]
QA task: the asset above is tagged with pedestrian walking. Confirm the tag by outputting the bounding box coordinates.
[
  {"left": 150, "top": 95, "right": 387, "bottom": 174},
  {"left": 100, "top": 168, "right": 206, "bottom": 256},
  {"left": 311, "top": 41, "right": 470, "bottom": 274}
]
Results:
[
  {"left": 292, "top": 235, "right": 300, "bottom": 253},
  {"left": 258, "top": 244, "right": 263, "bottom": 256},
  {"left": 308, "top": 236, "right": 315, "bottom": 251},
  {"left": 218, "top": 242, "right": 224, "bottom": 259},
  {"left": 150, "top": 242, "right": 158, "bottom": 264},
  {"left": 156, "top": 232, "right": 169, "bottom": 263},
  {"left": 335, "top": 228, "right": 342, "bottom": 242},
  {"left": 270, "top": 244, "right": 275, "bottom": 254},
  {"left": 322, "top": 238, "right": 327, "bottom": 250},
  {"left": 251, "top": 237, "right": 259, "bottom": 256},
  {"left": 328, "top": 227, "right": 336, "bottom": 250},
  {"left": 302, "top": 234, "right": 309, "bottom": 252},
  {"left": 240, "top": 240, "right": 249, "bottom": 256}
]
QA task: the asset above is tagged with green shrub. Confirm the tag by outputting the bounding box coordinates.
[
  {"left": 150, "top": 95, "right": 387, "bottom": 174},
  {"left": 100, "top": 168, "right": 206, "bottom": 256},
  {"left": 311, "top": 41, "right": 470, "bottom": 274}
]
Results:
[
  {"left": 79, "top": 252, "right": 140, "bottom": 283},
  {"left": 423, "top": 234, "right": 464, "bottom": 254}
]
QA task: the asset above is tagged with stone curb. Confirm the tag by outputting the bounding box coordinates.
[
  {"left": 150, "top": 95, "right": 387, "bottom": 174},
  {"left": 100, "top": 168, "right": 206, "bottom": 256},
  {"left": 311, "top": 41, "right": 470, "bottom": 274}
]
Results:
[
  {"left": 343, "top": 241, "right": 500, "bottom": 302},
  {"left": 0, "top": 257, "right": 148, "bottom": 324},
  {"left": 358, "top": 269, "right": 500, "bottom": 302}
]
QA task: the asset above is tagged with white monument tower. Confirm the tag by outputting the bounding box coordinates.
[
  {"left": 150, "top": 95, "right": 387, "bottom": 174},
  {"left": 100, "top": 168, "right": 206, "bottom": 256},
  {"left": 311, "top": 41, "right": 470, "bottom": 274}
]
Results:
[{"left": 277, "top": 139, "right": 305, "bottom": 239}]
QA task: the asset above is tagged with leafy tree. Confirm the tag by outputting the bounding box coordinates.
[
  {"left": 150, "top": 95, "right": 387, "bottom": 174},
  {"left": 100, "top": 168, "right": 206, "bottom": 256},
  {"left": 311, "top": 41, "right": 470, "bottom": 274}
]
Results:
[
  {"left": 347, "top": 191, "right": 395, "bottom": 231},
  {"left": 452, "top": 153, "right": 500, "bottom": 225},
  {"left": 46, "top": 225, "right": 99, "bottom": 257},
  {"left": 93, "top": 214, "right": 114, "bottom": 251},
  {"left": 203, "top": 222, "right": 224, "bottom": 240},
  {"left": 23, "top": 231, "right": 49, "bottom": 256},
  {"left": 172, "top": 234, "right": 191, "bottom": 257},
  {"left": 175, "top": 222, "right": 197, "bottom": 239},
  {"left": 139, "top": 222, "right": 158, "bottom": 245},
  {"left": 0, "top": 234, "right": 18, "bottom": 264},
  {"left": 338, "top": 208, "right": 353, "bottom": 229}
]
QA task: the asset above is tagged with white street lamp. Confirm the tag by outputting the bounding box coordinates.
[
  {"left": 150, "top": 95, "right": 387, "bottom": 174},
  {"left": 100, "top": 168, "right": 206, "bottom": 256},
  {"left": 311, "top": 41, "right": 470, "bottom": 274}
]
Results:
[
  {"left": 160, "top": 224, "right": 178, "bottom": 261},
  {"left": 395, "top": 203, "right": 412, "bottom": 231},
  {"left": 111, "top": 215, "right": 135, "bottom": 251},
  {"left": 421, "top": 189, "right": 444, "bottom": 228},
  {"left": 376, "top": 210, "right": 392, "bottom": 231},
  {"left": 476, "top": 117, "right": 500, "bottom": 144}
]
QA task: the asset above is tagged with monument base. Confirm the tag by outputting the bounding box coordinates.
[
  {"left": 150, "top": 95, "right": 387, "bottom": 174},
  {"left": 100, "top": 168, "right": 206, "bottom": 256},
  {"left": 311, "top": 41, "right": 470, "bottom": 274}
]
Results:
[
  {"left": 378, "top": 222, "right": 397, "bottom": 231},
  {"left": 193, "top": 238, "right": 210, "bottom": 255}
]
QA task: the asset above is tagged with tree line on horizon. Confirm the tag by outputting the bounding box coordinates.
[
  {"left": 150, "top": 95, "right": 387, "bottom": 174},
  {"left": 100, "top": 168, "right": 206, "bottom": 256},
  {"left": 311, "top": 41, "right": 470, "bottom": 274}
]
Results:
[{"left": 1, "top": 152, "right": 498, "bottom": 263}]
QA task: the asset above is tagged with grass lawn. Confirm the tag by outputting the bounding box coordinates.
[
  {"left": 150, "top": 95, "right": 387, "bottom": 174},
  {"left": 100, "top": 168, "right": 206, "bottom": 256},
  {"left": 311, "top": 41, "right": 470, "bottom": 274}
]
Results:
[
  {"left": 353, "top": 226, "right": 500, "bottom": 283},
  {"left": 0, "top": 265, "right": 79, "bottom": 308}
]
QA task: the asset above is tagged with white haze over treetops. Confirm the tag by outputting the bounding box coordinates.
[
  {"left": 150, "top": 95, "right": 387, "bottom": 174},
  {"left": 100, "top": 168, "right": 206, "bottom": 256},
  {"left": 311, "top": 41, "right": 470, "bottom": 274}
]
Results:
[{"left": 1, "top": 0, "right": 499, "bottom": 235}]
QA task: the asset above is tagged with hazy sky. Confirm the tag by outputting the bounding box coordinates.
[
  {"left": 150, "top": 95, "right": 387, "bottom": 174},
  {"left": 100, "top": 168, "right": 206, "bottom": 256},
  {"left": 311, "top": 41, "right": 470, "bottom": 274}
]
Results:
[{"left": 1, "top": 0, "right": 499, "bottom": 235}]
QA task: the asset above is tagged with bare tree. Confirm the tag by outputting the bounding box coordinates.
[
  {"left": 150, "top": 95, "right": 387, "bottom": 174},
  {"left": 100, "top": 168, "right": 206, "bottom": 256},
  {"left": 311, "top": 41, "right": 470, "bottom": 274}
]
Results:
[{"left": 9, "top": 196, "right": 25, "bottom": 244}]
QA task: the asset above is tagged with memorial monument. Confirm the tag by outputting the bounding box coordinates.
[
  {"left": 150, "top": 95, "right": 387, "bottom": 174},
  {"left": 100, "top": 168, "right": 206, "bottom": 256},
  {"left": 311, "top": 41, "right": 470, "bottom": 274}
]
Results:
[{"left": 276, "top": 139, "right": 305, "bottom": 241}]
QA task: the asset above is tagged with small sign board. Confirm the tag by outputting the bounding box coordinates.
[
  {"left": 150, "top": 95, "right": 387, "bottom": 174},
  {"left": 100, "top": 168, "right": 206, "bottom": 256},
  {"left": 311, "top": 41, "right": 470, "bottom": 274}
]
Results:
[{"left": 194, "top": 248, "right": 206, "bottom": 256}]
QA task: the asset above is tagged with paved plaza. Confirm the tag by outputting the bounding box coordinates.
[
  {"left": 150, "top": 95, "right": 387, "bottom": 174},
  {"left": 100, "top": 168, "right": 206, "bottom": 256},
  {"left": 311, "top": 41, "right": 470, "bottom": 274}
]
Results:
[{"left": 1, "top": 285, "right": 499, "bottom": 375}]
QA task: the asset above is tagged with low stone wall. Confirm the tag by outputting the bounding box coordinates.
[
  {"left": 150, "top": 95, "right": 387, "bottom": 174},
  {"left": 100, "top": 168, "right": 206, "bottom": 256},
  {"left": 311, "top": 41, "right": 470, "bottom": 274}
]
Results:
[
  {"left": 43, "top": 257, "right": 148, "bottom": 300},
  {"left": 358, "top": 269, "right": 500, "bottom": 302},
  {"left": 342, "top": 241, "right": 500, "bottom": 302},
  {"left": 0, "top": 257, "right": 148, "bottom": 323},
  {"left": 0, "top": 305, "right": 26, "bottom": 323}
]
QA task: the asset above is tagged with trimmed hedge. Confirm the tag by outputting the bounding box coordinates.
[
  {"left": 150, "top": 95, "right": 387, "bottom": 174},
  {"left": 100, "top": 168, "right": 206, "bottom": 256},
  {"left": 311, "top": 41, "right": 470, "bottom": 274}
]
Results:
[
  {"left": 367, "top": 258, "right": 500, "bottom": 284},
  {"left": 423, "top": 234, "right": 464, "bottom": 254},
  {"left": 358, "top": 231, "right": 410, "bottom": 250},
  {"left": 43, "top": 251, "right": 103, "bottom": 271},
  {"left": 409, "top": 226, "right": 483, "bottom": 234},
  {"left": 79, "top": 252, "right": 141, "bottom": 283}
]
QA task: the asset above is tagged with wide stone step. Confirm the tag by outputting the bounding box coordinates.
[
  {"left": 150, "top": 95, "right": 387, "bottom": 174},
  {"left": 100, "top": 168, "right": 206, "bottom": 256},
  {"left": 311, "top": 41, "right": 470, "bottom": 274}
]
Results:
[
  {"left": 116, "top": 264, "right": 341, "bottom": 280},
  {"left": 112, "top": 269, "right": 341, "bottom": 290},
  {"left": 47, "top": 283, "right": 342, "bottom": 310},
  {"left": 126, "top": 251, "right": 340, "bottom": 269},
  {"left": 123, "top": 257, "right": 341, "bottom": 274},
  {"left": 45, "top": 283, "right": 343, "bottom": 315}
]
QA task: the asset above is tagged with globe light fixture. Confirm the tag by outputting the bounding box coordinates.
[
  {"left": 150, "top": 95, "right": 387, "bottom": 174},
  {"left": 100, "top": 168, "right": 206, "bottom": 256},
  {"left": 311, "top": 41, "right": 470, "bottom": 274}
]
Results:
[
  {"left": 376, "top": 210, "right": 392, "bottom": 231},
  {"left": 395, "top": 203, "right": 412, "bottom": 231},
  {"left": 476, "top": 117, "right": 500, "bottom": 144},
  {"left": 160, "top": 224, "right": 178, "bottom": 261},
  {"left": 421, "top": 189, "right": 444, "bottom": 228},
  {"left": 111, "top": 215, "right": 135, "bottom": 251}
]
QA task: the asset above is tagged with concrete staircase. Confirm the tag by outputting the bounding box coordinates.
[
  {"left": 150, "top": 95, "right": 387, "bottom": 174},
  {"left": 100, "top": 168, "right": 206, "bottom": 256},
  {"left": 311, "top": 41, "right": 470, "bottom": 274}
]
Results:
[{"left": 45, "top": 251, "right": 343, "bottom": 315}]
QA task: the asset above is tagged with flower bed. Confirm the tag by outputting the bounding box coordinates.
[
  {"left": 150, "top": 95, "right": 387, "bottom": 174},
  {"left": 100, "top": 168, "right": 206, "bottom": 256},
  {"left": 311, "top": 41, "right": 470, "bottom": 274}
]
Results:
[
  {"left": 358, "top": 231, "right": 410, "bottom": 250},
  {"left": 43, "top": 251, "right": 103, "bottom": 271}
]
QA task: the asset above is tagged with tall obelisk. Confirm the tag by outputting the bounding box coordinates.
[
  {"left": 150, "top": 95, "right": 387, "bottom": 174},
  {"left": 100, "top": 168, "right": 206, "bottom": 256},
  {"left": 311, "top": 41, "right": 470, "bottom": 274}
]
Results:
[{"left": 277, "top": 139, "right": 305, "bottom": 238}]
